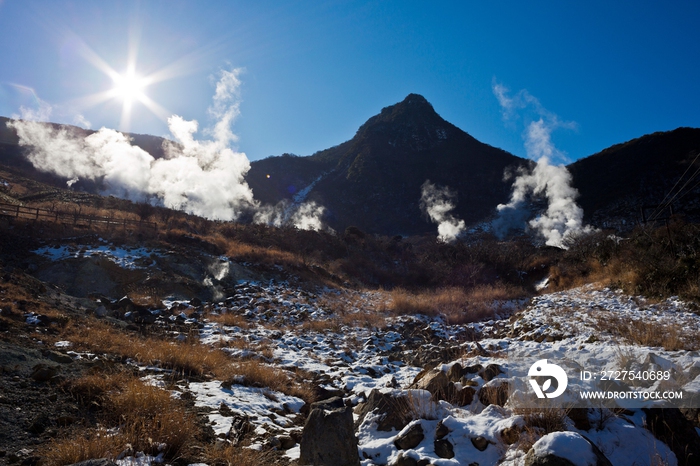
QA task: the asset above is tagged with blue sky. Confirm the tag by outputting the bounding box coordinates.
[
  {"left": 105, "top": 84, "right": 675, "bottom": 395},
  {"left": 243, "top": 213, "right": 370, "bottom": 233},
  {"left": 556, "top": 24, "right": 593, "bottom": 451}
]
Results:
[{"left": 1, "top": 0, "right": 699, "bottom": 162}]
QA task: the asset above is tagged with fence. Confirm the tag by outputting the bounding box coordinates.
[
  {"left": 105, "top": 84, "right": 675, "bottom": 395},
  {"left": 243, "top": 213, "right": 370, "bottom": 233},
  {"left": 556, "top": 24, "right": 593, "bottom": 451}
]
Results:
[{"left": 0, "top": 202, "right": 157, "bottom": 230}]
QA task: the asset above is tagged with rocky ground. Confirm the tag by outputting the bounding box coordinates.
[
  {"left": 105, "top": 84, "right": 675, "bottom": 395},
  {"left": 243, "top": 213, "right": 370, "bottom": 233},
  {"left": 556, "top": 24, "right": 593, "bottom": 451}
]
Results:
[{"left": 2, "top": 238, "right": 700, "bottom": 466}]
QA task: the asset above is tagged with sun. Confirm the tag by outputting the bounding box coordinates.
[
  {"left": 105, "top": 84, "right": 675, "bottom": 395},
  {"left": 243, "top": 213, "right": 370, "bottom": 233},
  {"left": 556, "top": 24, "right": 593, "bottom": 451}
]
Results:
[
  {"left": 67, "top": 29, "right": 188, "bottom": 131},
  {"left": 112, "top": 69, "right": 147, "bottom": 104}
]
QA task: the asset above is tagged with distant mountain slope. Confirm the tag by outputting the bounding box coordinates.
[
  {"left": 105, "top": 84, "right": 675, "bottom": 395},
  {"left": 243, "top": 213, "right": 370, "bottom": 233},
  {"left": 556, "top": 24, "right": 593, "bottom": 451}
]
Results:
[
  {"left": 3, "top": 108, "right": 700, "bottom": 237},
  {"left": 568, "top": 127, "right": 700, "bottom": 227},
  {"left": 247, "top": 94, "right": 526, "bottom": 235},
  {"left": 0, "top": 116, "right": 169, "bottom": 192}
]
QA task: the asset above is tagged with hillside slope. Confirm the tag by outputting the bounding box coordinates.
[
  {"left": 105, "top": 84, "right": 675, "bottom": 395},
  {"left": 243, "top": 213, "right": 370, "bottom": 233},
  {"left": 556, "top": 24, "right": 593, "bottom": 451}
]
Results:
[{"left": 569, "top": 127, "right": 700, "bottom": 227}]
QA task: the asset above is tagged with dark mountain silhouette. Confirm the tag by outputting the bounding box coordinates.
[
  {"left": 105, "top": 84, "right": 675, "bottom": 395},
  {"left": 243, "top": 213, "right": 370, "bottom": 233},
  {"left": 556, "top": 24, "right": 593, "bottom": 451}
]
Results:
[
  {"left": 2, "top": 102, "right": 700, "bottom": 237},
  {"left": 569, "top": 127, "right": 700, "bottom": 228},
  {"left": 246, "top": 94, "right": 526, "bottom": 235}
]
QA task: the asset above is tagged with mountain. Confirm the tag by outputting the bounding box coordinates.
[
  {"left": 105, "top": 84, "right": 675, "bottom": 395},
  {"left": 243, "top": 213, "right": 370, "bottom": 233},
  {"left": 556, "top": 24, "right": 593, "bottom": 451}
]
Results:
[
  {"left": 3, "top": 101, "right": 700, "bottom": 237},
  {"left": 569, "top": 127, "right": 700, "bottom": 228},
  {"left": 246, "top": 94, "right": 526, "bottom": 235}
]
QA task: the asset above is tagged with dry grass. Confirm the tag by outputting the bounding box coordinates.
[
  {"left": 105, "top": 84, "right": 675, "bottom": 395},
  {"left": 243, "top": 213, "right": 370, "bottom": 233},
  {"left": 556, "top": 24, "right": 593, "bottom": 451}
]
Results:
[
  {"left": 207, "top": 311, "right": 251, "bottom": 329},
  {"left": 62, "top": 314, "right": 314, "bottom": 401},
  {"left": 40, "top": 430, "right": 126, "bottom": 466},
  {"left": 43, "top": 373, "right": 197, "bottom": 465},
  {"left": 594, "top": 313, "right": 699, "bottom": 351},
  {"left": 384, "top": 284, "right": 525, "bottom": 324},
  {"left": 67, "top": 370, "right": 133, "bottom": 405},
  {"left": 61, "top": 318, "right": 237, "bottom": 378},
  {"left": 62, "top": 318, "right": 316, "bottom": 401},
  {"left": 124, "top": 285, "right": 164, "bottom": 308},
  {"left": 302, "top": 290, "right": 388, "bottom": 330},
  {"left": 228, "top": 359, "right": 316, "bottom": 403},
  {"left": 203, "top": 442, "right": 275, "bottom": 466},
  {"left": 516, "top": 407, "right": 570, "bottom": 451}
]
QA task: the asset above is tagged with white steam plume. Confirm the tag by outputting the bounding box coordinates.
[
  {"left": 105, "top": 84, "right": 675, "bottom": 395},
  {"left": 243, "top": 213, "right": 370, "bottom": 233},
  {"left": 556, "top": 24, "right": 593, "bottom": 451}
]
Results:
[
  {"left": 420, "top": 180, "right": 466, "bottom": 243},
  {"left": 7, "top": 69, "right": 326, "bottom": 230},
  {"left": 253, "top": 200, "right": 328, "bottom": 232},
  {"left": 492, "top": 82, "right": 594, "bottom": 248}
]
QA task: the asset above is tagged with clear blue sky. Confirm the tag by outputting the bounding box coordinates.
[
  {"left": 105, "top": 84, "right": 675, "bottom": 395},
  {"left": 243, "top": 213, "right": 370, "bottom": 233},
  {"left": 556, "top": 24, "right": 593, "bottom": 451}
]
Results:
[{"left": 1, "top": 0, "right": 699, "bottom": 162}]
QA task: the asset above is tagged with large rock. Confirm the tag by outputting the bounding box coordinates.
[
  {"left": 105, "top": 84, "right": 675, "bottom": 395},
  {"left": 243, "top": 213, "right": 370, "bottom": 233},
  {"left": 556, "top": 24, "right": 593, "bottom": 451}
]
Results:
[
  {"left": 391, "top": 452, "right": 418, "bottom": 466},
  {"left": 524, "top": 431, "right": 612, "bottom": 466},
  {"left": 354, "top": 389, "right": 411, "bottom": 432},
  {"left": 434, "top": 438, "right": 454, "bottom": 459},
  {"left": 410, "top": 369, "right": 474, "bottom": 406},
  {"left": 394, "top": 422, "right": 424, "bottom": 450},
  {"left": 412, "top": 369, "right": 449, "bottom": 395},
  {"left": 300, "top": 399, "right": 360, "bottom": 466},
  {"left": 478, "top": 379, "right": 509, "bottom": 407},
  {"left": 478, "top": 363, "right": 503, "bottom": 382}
]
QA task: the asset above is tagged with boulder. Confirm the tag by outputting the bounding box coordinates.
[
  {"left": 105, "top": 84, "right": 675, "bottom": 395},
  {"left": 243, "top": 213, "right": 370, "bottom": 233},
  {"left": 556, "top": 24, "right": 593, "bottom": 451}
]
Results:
[
  {"left": 30, "top": 364, "right": 58, "bottom": 383},
  {"left": 391, "top": 452, "right": 418, "bottom": 466},
  {"left": 446, "top": 363, "right": 465, "bottom": 382},
  {"left": 354, "top": 389, "right": 411, "bottom": 432},
  {"left": 394, "top": 422, "right": 424, "bottom": 450},
  {"left": 567, "top": 408, "right": 591, "bottom": 431},
  {"left": 450, "top": 384, "right": 475, "bottom": 406},
  {"left": 434, "top": 438, "right": 454, "bottom": 459},
  {"left": 524, "top": 431, "right": 612, "bottom": 466},
  {"left": 300, "top": 399, "right": 360, "bottom": 466},
  {"left": 433, "top": 438, "right": 455, "bottom": 459},
  {"left": 435, "top": 420, "right": 449, "bottom": 439},
  {"left": 412, "top": 369, "right": 449, "bottom": 395},
  {"left": 478, "top": 363, "right": 503, "bottom": 382},
  {"left": 478, "top": 379, "right": 510, "bottom": 407},
  {"left": 411, "top": 369, "right": 474, "bottom": 405},
  {"left": 471, "top": 435, "right": 489, "bottom": 451},
  {"left": 278, "top": 435, "right": 296, "bottom": 450}
]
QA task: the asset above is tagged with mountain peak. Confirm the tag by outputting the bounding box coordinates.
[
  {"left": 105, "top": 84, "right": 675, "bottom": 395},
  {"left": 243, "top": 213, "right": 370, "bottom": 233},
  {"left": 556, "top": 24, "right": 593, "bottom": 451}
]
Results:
[
  {"left": 356, "top": 93, "right": 450, "bottom": 146},
  {"left": 399, "top": 93, "right": 432, "bottom": 107},
  {"left": 377, "top": 93, "right": 437, "bottom": 119}
]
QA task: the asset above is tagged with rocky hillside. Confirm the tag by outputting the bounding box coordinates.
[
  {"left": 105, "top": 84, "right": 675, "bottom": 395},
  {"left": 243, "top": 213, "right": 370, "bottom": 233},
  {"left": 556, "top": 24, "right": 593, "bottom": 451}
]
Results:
[{"left": 2, "top": 236, "right": 699, "bottom": 465}]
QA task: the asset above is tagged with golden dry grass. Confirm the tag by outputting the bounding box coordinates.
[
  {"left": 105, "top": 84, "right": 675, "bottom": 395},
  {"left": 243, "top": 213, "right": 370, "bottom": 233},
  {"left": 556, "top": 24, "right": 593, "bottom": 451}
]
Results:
[
  {"left": 40, "top": 431, "right": 125, "bottom": 466},
  {"left": 594, "top": 313, "right": 698, "bottom": 351},
  {"left": 384, "top": 284, "right": 525, "bottom": 324},
  {"left": 229, "top": 359, "right": 316, "bottom": 402},
  {"left": 43, "top": 373, "right": 197, "bottom": 465},
  {"left": 60, "top": 318, "right": 237, "bottom": 378},
  {"left": 203, "top": 443, "right": 276, "bottom": 466},
  {"left": 61, "top": 318, "right": 315, "bottom": 402},
  {"left": 207, "top": 310, "right": 250, "bottom": 329}
]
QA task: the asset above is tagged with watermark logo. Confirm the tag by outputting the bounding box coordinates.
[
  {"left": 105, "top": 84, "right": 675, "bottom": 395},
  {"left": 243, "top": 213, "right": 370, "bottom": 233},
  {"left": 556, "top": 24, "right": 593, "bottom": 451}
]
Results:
[{"left": 528, "top": 359, "right": 568, "bottom": 398}]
